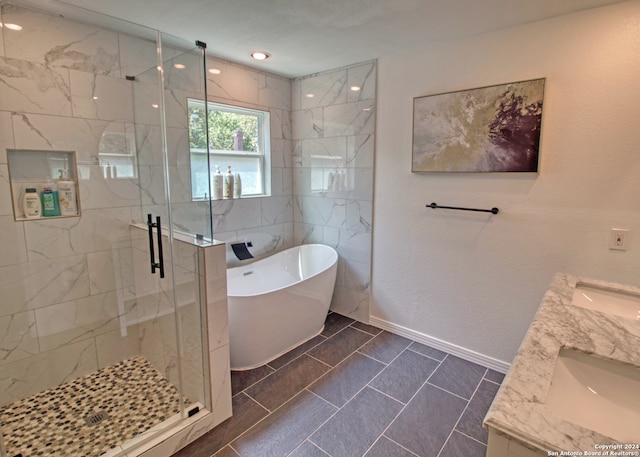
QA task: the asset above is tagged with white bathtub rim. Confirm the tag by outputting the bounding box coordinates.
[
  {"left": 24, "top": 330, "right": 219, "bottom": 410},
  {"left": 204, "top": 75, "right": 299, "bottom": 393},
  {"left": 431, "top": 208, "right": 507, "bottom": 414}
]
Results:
[
  {"left": 227, "top": 243, "right": 338, "bottom": 298},
  {"left": 231, "top": 324, "right": 325, "bottom": 371}
]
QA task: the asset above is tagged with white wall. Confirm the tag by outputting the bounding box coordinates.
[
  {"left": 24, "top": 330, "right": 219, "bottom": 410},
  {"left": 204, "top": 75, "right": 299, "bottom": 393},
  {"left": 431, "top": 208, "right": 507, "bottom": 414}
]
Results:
[{"left": 371, "top": 0, "right": 640, "bottom": 364}]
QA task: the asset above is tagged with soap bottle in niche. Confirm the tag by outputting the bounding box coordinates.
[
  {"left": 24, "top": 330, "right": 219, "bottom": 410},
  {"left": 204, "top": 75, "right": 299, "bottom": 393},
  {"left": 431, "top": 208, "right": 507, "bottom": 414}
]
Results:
[
  {"left": 223, "top": 165, "right": 234, "bottom": 199},
  {"left": 57, "top": 169, "right": 78, "bottom": 216},
  {"left": 41, "top": 180, "right": 60, "bottom": 217},
  {"left": 233, "top": 173, "right": 242, "bottom": 199},
  {"left": 212, "top": 165, "right": 223, "bottom": 200},
  {"left": 23, "top": 187, "right": 42, "bottom": 219}
]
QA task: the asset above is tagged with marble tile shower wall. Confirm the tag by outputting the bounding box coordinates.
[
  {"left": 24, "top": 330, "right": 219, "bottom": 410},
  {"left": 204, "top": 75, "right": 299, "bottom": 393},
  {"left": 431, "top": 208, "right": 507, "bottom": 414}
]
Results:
[
  {"left": 204, "top": 57, "right": 294, "bottom": 255},
  {"left": 0, "top": 3, "right": 167, "bottom": 406},
  {"left": 292, "top": 62, "right": 376, "bottom": 323},
  {"left": 0, "top": 1, "right": 375, "bottom": 415},
  {"left": 140, "top": 51, "right": 296, "bottom": 257}
]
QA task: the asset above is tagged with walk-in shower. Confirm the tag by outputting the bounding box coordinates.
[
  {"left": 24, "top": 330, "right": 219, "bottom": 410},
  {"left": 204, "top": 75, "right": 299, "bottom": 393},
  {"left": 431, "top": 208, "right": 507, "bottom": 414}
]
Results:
[{"left": 0, "top": 1, "right": 228, "bottom": 455}]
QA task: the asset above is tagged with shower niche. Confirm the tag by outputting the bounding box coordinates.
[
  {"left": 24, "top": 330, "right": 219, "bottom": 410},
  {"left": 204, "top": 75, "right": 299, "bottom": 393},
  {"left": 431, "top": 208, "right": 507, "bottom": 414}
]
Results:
[{"left": 7, "top": 149, "right": 81, "bottom": 221}]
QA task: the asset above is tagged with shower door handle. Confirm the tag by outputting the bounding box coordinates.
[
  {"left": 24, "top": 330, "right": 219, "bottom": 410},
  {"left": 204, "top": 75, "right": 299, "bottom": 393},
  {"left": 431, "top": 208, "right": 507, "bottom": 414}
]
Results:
[
  {"left": 147, "top": 214, "right": 165, "bottom": 278},
  {"left": 155, "top": 216, "right": 165, "bottom": 278}
]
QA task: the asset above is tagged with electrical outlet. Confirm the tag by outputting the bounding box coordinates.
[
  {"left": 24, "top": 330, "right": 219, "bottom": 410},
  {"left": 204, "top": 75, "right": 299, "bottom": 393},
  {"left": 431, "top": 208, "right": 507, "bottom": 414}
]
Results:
[{"left": 609, "top": 228, "right": 630, "bottom": 251}]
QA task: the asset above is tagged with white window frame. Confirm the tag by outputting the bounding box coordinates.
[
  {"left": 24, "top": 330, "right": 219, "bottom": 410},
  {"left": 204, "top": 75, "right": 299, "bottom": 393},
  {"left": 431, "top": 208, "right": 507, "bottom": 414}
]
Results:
[{"left": 189, "top": 99, "right": 271, "bottom": 200}]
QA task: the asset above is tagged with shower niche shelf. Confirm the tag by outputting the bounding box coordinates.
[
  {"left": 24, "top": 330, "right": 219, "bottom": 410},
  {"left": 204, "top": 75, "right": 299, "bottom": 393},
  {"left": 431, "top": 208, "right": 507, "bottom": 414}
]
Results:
[{"left": 7, "top": 149, "right": 81, "bottom": 221}]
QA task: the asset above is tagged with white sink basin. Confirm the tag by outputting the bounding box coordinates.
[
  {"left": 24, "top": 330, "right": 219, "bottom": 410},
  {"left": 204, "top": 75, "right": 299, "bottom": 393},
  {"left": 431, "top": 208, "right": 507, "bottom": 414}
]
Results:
[
  {"left": 572, "top": 283, "right": 640, "bottom": 320},
  {"left": 546, "top": 349, "right": 640, "bottom": 442}
]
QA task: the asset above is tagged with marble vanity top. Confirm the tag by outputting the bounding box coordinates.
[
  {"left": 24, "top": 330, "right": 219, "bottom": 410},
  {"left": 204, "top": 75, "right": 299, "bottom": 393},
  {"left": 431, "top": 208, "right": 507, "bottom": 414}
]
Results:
[{"left": 484, "top": 272, "right": 640, "bottom": 452}]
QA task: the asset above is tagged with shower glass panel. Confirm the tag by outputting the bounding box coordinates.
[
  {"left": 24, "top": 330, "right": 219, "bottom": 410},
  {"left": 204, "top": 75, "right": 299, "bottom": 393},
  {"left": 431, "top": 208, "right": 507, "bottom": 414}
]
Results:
[
  {"left": 131, "top": 29, "right": 213, "bottom": 418},
  {"left": 136, "top": 34, "right": 214, "bottom": 240},
  {"left": 0, "top": 1, "right": 210, "bottom": 456}
]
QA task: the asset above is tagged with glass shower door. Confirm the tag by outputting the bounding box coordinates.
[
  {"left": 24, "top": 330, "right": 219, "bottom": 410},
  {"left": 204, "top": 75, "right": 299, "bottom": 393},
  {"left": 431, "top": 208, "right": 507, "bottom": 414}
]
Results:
[
  {"left": 157, "top": 35, "right": 215, "bottom": 414},
  {"left": 128, "top": 31, "right": 213, "bottom": 446}
]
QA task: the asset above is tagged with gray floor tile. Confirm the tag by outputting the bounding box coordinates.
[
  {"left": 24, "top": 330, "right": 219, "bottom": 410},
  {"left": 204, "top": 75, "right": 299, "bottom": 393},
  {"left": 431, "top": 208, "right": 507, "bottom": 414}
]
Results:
[
  {"left": 267, "top": 334, "right": 326, "bottom": 370},
  {"left": 231, "top": 365, "right": 275, "bottom": 395},
  {"left": 173, "top": 313, "right": 501, "bottom": 457},
  {"left": 311, "top": 387, "right": 403, "bottom": 457},
  {"left": 407, "top": 342, "right": 447, "bottom": 361},
  {"left": 173, "top": 393, "right": 268, "bottom": 457},
  {"left": 369, "top": 349, "right": 440, "bottom": 403},
  {"left": 455, "top": 379, "right": 500, "bottom": 443},
  {"left": 231, "top": 390, "right": 336, "bottom": 457},
  {"left": 308, "top": 327, "right": 373, "bottom": 366},
  {"left": 438, "top": 431, "right": 487, "bottom": 457},
  {"left": 428, "top": 354, "right": 486, "bottom": 399},
  {"left": 321, "top": 312, "right": 354, "bottom": 337},
  {"left": 350, "top": 321, "right": 383, "bottom": 336},
  {"left": 309, "top": 352, "right": 385, "bottom": 407},
  {"left": 385, "top": 384, "right": 467, "bottom": 457},
  {"left": 358, "top": 331, "right": 412, "bottom": 364},
  {"left": 364, "top": 436, "right": 417, "bottom": 457},
  {"left": 289, "top": 440, "right": 331, "bottom": 456},
  {"left": 245, "top": 355, "right": 331, "bottom": 411},
  {"left": 213, "top": 446, "right": 241, "bottom": 457},
  {"left": 484, "top": 369, "right": 505, "bottom": 384}
]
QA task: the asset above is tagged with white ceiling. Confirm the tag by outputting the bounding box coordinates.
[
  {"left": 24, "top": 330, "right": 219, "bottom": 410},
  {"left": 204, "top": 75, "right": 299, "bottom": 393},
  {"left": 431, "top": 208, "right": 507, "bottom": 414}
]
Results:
[{"left": 46, "top": 0, "right": 628, "bottom": 77}]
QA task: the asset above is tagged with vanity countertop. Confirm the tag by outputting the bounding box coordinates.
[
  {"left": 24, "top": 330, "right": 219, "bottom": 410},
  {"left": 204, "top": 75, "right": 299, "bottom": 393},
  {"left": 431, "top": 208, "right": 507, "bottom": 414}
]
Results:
[{"left": 484, "top": 272, "right": 640, "bottom": 452}]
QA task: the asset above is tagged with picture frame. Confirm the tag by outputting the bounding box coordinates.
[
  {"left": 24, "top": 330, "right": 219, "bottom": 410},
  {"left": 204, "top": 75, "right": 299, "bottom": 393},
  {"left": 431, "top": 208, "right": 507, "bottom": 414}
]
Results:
[{"left": 412, "top": 78, "right": 545, "bottom": 173}]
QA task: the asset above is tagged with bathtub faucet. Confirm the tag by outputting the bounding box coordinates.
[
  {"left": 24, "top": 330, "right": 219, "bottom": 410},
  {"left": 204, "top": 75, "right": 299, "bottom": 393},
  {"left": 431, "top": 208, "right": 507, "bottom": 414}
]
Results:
[{"left": 231, "top": 242, "right": 254, "bottom": 260}]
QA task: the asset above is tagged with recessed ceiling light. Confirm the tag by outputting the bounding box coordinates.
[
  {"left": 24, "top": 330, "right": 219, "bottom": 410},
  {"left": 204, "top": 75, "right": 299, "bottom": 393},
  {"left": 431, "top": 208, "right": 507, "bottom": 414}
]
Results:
[
  {"left": 250, "top": 51, "right": 270, "bottom": 61},
  {"left": 305, "top": 93, "right": 315, "bottom": 98},
  {"left": 3, "top": 23, "right": 22, "bottom": 31},
  {"left": 350, "top": 86, "right": 361, "bottom": 91},
  {"left": 92, "top": 96, "right": 99, "bottom": 100},
  {"left": 208, "top": 68, "right": 221, "bottom": 75},
  {"left": 174, "top": 63, "right": 186, "bottom": 69},
  {"left": 151, "top": 104, "right": 159, "bottom": 109}
]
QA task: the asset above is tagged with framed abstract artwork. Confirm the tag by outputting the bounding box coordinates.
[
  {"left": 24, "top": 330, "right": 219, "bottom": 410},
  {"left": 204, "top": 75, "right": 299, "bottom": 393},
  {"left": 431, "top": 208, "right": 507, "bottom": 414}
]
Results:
[{"left": 412, "top": 78, "right": 545, "bottom": 172}]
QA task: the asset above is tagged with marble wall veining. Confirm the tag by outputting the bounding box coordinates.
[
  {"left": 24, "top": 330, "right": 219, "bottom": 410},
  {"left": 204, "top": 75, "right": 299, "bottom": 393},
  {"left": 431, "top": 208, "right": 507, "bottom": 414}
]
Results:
[
  {"left": 0, "top": 2, "right": 232, "bottom": 453},
  {"left": 163, "top": 56, "right": 296, "bottom": 259},
  {"left": 0, "top": 0, "right": 377, "bottom": 419},
  {"left": 0, "top": 2, "right": 147, "bottom": 406},
  {"left": 150, "top": 55, "right": 378, "bottom": 325},
  {"left": 292, "top": 61, "right": 376, "bottom": 323}
]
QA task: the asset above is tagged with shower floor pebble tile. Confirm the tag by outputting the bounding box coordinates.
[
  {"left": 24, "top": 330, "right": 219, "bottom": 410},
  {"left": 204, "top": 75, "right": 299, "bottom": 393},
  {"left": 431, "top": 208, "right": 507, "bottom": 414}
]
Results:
[
  {"left": 172, "top": 312, "right": 504, "bottom": 457},
  {"left": 0, "top": 356, "right": 187, "bottom": 457}
]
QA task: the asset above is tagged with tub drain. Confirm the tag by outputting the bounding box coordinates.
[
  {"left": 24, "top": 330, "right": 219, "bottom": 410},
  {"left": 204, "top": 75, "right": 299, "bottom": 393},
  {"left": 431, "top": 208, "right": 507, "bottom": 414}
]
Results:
[{"left": 84, "top": 410, "right": 110, "bottom": 426}]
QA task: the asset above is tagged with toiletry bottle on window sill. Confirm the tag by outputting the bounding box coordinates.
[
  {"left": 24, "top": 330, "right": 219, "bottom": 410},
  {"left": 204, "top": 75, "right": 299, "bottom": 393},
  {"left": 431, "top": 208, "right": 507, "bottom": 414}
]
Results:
[
  {"left": 234, "top": 173, "right": 242, "bottom": 198},
  {"left": 213, "top": 165, "right": 223, "bottom": 200},
  {"left": 223, "top": 165, "right": 234, "bottom": 199}
]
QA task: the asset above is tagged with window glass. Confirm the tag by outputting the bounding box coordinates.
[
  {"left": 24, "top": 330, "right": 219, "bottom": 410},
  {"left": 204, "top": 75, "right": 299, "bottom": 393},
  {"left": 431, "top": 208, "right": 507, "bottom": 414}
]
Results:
[{"left": 188, "top": 99, "right": 270, "bottom": 199}]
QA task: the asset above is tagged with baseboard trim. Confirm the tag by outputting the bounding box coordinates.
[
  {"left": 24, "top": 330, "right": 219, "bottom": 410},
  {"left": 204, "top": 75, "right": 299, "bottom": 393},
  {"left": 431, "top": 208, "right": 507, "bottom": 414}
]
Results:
[{"left": 369, "top": 316, "right": 511, "bottom": 374}]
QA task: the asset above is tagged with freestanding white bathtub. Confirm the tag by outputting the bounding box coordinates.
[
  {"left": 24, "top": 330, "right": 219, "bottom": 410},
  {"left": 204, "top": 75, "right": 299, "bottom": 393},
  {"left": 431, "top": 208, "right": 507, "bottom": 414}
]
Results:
[{"left": 226, "top": 244, "right": 338, "bottom": 370}]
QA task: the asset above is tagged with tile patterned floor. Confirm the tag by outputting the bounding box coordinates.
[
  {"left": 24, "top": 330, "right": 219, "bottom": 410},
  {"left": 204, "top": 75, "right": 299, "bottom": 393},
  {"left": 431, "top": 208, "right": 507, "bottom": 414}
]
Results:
[
  {"left": 173, "top": 313, "right": 504, "bottom": 457},
  {"left": 0, "top": 356, "right": 187, "bottom": 457}
]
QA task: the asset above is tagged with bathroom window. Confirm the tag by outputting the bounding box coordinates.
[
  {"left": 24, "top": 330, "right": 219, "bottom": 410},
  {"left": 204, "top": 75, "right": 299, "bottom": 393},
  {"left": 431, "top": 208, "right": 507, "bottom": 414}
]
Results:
[{"left": 189, "top": 99, "right": 271, "bottom": 199}]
